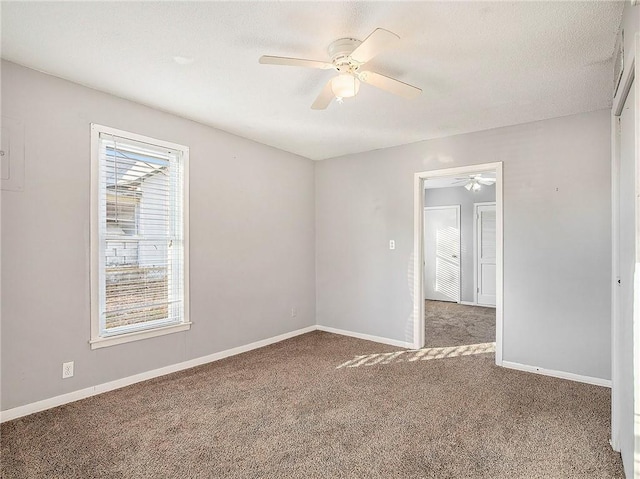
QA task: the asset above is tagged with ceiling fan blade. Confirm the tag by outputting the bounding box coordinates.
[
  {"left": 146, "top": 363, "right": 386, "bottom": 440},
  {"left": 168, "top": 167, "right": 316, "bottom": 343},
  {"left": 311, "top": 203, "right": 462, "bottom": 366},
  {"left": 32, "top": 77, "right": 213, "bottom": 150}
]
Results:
[
  {"left": 359, "top": 71, "right": 422, "bottom": 99},
  {"left": 259, "top": 55, "right": 334, "bottom": 70},
  {"left": 350, "top": 28, "right": 400, "bottom": 64},
  {"left": 478, "top": 179, "right": 497, "bottom": 185},
  {"left": 311, "top": 80, "right": 335, "bottom": 110}
]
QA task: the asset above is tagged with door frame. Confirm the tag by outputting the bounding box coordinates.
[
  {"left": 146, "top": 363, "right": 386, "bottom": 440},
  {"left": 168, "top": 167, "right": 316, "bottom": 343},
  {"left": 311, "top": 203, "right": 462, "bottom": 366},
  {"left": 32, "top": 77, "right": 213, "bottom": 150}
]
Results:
[
  {"left": 423, "top": 205, "right": 462, "bottom": 303},
  {"left": 609, "top": 31, "right": 639, "bottom": 462},
  {"left": 473, "top": 202, "right": 497, "bottom": 307},
  {"left": 413, "top": 162, "right": 503, "bottom": 366}
]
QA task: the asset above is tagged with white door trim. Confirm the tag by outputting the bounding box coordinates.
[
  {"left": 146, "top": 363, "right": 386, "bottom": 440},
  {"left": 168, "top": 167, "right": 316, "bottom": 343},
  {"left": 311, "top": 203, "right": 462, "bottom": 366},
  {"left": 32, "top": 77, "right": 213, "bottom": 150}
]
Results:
[
  {"left": 413, "top": 162, "right": 503, "bottom": 367},
  {"left": 423, "top": 205, "right": 461, "bottom": 303},
  {"left": 473, "top": 202, "right": 497, "bottom": 307},
  {"left": 611, "top": 94, "right": 622, "bottom": 453},
  {"left": 610, "top": 38, "right": 636, "bottom": 454},
  {"left": 634, "top": 35, "right": 640, "bottom": 475}
]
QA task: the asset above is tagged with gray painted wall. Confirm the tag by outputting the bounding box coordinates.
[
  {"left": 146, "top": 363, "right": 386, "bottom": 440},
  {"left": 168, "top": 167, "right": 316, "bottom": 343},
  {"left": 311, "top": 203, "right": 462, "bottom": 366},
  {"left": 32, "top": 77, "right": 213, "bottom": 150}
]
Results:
[
  {"left": 316, "top": 109, "right": 611, "bottom": 381},
  {"left": 1, "top": 61, "right": 316, "bottom": 410},
  {"left": 424, "top": 185, "right": 496, "bottom": 303}
]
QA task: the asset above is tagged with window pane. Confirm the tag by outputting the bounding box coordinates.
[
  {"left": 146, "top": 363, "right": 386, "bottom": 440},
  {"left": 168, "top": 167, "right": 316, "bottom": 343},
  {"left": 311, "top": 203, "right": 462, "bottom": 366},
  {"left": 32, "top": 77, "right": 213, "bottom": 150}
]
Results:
[{"left": 98, "top": 132, "right": 184, "bottom": 334}]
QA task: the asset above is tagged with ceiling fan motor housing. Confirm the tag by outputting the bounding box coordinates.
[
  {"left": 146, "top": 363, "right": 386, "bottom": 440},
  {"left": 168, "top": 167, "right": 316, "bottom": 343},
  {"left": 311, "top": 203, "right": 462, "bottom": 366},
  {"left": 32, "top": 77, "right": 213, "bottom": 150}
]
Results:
[{"left": 328, "top": 38, "right": 362, "bottom": 73}]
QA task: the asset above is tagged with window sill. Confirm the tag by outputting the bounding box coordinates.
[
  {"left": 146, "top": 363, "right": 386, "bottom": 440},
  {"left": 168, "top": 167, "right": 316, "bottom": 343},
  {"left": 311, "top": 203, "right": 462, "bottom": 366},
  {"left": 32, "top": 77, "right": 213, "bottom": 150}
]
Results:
[{"left": 90, "top": 322, "right": 192, "bottom": 350}]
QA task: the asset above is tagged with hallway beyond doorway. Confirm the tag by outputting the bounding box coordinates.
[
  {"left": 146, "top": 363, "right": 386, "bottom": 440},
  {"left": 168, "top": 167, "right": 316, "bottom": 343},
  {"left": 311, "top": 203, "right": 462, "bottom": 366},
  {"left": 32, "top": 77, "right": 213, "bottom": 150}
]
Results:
[{"left": 425, "top": 300, "right": 495, "bottom": 348}]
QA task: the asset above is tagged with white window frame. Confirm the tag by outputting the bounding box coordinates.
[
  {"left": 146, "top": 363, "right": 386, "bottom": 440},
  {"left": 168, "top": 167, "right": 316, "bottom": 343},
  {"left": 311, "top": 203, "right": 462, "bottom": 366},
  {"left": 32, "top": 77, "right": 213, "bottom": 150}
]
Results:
[{"left": 90, "top": 124, "right": 190, "bottom": 349}]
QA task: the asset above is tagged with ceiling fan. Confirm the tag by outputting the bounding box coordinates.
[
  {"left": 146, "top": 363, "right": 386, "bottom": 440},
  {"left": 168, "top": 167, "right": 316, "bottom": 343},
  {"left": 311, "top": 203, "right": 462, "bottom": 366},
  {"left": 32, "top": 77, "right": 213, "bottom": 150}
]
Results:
[
  {"left": 453, "top": 174, "right": 497, "bottom": 191},
  {"left": 259, "top": 28, "right": 422, "bottom": 110}
]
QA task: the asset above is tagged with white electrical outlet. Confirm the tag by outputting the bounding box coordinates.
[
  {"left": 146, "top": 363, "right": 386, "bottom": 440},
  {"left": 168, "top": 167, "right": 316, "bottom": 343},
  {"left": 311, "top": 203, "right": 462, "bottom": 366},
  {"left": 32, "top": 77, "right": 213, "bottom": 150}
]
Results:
[
  {"left": 389, "top": 240, "right": 396, "bottom": 250},
  {"left": 62, "top": 361, "right": 74, "bottom": 379},
  {"left": 291, "top": 307, "right": 297, "bottom": 318}
]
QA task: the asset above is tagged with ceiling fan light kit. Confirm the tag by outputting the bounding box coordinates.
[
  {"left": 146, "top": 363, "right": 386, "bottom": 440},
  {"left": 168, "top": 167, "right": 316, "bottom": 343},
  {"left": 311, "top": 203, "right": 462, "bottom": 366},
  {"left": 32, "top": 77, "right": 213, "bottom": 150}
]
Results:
[
  {"left": 331, "top": 74, "right": 360, "bottom": 99},
  {"left": 464, "top": 180, "right": 482, "bottom": 192},
  {"left": 258, "top": 28, "right": 422, "bottom": 109},
  {"left": 454, "top": 174, "right": 497, "bottom": 192}
]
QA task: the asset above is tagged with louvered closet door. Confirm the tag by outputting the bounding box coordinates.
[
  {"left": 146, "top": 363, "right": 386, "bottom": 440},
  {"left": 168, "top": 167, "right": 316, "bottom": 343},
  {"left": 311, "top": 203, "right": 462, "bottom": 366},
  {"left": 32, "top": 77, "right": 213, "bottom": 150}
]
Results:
[
  {"left": 424, "top": 206, "right": 461, "bottom": 303},
  {"left": 476, "top": 204, "right": 496, "bottom": 306}
]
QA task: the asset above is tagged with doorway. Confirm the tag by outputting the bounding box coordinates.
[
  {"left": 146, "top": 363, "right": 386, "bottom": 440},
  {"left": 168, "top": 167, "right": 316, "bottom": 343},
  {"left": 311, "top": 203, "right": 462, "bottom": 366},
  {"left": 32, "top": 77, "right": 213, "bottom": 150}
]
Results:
[{"left": 413, "top": 162, "right": 503, "bottom": 364}]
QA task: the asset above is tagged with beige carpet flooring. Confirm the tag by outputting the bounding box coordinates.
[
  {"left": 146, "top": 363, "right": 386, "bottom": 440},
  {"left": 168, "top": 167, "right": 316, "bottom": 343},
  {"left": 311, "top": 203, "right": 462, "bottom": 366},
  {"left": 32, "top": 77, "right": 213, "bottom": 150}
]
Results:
[
  {"left": 1, "top": 331, "right": 623, "bottom": 478},
  {"left": 426, "top": 300, "right": 496, "bottom": 347}
]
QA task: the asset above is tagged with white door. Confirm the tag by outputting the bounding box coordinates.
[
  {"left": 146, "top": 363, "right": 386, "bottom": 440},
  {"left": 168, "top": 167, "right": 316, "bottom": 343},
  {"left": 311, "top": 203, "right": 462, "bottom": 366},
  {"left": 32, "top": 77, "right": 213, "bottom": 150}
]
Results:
[
  {"left": 424, "top": 206, "right": 460, "bottom": 302},
  {"left": 475, "top": 203, "right": 497, "bottom": 307},
  {"left": 616, "top": 78, "right": 636, "bottom": 476}
]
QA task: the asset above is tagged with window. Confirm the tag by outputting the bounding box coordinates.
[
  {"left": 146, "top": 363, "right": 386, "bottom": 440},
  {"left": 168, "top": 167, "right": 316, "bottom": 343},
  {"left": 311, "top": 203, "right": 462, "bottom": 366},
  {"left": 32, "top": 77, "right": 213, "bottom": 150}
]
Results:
[{"left": 90, "top": 124, "right": 189, "bottom": 349}]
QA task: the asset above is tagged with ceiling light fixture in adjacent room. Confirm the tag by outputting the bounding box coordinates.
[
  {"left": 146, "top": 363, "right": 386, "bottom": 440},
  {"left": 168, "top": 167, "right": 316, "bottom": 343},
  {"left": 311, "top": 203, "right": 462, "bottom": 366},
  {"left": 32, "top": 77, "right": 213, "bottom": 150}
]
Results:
[
  {"left": 464, "top": 180, "right": 482, "bottom": 192},
  {"left": 455, "top": 174, "right": 496, "bottom": 192}
]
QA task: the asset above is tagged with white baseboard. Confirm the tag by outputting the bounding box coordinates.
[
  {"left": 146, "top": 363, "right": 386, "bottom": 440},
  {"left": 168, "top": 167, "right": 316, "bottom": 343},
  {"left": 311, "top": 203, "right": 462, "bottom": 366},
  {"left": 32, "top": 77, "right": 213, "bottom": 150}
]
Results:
[
  {"left": 0, "top": 325, "right": 316, "bottom": 423},
  {"left": 501, "top": 361, "right": 612, "bottom": 388},
  {"left": 459, "top": 301, "right": 496, "bottom": 309},
  {"left": 316, "top": 325, "right": 414, "bottom": 349}
]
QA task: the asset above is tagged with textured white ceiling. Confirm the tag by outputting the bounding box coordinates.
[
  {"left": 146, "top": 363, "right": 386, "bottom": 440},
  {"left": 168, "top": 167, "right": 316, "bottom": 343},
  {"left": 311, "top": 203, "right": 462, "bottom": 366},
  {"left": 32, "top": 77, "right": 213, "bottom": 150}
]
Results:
[{"left": 1, "top": 1, "right": 623, "bottom": 160}]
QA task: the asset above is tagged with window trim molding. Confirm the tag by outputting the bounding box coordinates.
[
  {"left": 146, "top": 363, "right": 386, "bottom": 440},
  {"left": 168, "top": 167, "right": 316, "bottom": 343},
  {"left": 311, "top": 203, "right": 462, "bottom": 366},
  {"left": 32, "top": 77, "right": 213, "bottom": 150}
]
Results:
[
  {"left": 90, "top": 123, "right": 190, "bottom": 350},
  {"left": 89, "top": 322, "right": 193, "bottom": 350}
]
